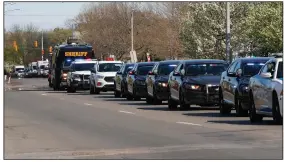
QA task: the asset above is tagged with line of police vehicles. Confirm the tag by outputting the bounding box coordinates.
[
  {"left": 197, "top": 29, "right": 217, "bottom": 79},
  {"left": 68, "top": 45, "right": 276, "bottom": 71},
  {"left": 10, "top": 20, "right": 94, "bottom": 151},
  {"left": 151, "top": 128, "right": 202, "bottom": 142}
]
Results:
[{"left": 48, "top": 39, "right": 283, "bottom": 125}]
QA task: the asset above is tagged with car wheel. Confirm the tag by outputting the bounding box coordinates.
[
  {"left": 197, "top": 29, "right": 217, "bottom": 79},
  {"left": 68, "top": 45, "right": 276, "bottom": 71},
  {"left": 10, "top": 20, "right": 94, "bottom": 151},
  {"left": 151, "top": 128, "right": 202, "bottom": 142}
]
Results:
[
  {"left": 146, "top": 96, "right": 154, "bottom": 104},
  {"left": 249, "top": 93, "right": 263, "bottom": 123},
  {"left": 133, "top": 87, "right": 141, "bottom": 101},
  {"left": 168, "top": 94, "right": 177, "bottom": 110},
  {"left": 179, "top": 91, "right": 190, "bottom": 110},
  {"left": 153, "top": 87, "right": 162, "bottom": 105},
  {"left": 90, "top": 83, "right": 95, "bottom": 94},
  {"left": 219, "top": 89, "right": 231, "bottom": 115},
  {"left": 121, "top": 83, "right": 126, "bottom": 98},
  {"left": 272, "top": 93, "right": 282, "bottom": 125},
  {"left": 235, "top": 93, "right": 248, "bottom": 117},
  {"left": 114, "top": 90, "right": 121, "bottom": 98},
  {"left": 94, "top": 85, "right": 100, "bottom": 94}
]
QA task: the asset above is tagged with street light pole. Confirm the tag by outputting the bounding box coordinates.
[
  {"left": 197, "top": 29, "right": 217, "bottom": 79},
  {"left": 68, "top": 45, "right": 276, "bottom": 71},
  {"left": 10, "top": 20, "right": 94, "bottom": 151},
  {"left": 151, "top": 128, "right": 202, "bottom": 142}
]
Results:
[
  {"left": 41, "top": 31, "right": 44, "bottom": 61},
  {"left": 226, "top": 2, "right": 231, "bottom": 63}
]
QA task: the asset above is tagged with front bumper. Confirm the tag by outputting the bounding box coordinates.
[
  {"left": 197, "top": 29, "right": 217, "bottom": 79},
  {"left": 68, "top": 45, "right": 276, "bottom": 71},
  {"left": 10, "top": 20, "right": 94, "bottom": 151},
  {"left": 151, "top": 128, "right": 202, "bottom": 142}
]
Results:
[
  {"left": 134, "top": 84, "right": 147, "bottom": 97},
  {"left": 183, "top": 85, "right": 219, "bottom": 105},
  {"left": 95, "top": 78, "right": 115, "bottom": 91},
  {"left": 155, "top": 86, "right": 169, "bottom": 100},
  {"left": 71, "top": 79, "right": 90, "bottom": 90}
]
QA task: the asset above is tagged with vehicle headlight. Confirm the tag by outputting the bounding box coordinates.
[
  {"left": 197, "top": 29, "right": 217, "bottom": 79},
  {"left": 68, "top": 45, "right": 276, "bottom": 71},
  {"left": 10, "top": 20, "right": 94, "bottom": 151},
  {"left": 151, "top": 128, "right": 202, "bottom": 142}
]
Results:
[
  {"left": 62, "top": 73, "right": 67, "bottom": 77},
  {"left": 184, "top": 84, "right": 201, "bottom": 90},
  {"left": 241, "top": 85, "right": 249, "bottom": 92},
  {"left": 96, "top": 75, "right": 104, "bottom": 79},
  {"left": 136, "top": 80, "right": 146, "bottom": 85},
  {"left": 158, "top": 82, "right": 168, "bottom": 87}
]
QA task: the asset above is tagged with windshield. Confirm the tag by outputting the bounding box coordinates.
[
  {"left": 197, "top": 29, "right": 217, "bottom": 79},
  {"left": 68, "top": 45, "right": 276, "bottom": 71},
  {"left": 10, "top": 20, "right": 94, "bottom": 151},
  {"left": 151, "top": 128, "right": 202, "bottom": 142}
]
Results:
[
  {"left": 277, "top": 62, "right": 283, "bottom": 79},
  {"left": 15, "top": 68, "right": 24, "bottom": 72},
  {"left": 137, "top": 65, "right": 154, "bottom": 75},
  {"left": 185, "top": 63, "right": 227, "bottom": 76},
  {"left": 32, "top": 66, "right": 37, "bottom": 70},
  {"left": 40, "top": 65, "right": 45, "bottom": 69},
  {"left": 74, "top": 63, "right": 95, "bottom": 71},
  {"left": 242, "top": 62, "right": 266, "bottom": 77},
  {"left": 158, "top": 64, "right": 178, "bottom": 75},
  {"left": 98, "top": 63, "right": 122, "bottom": 72},
  {"left": 124, "top": 65, "right": 134, "bottom": 74}
]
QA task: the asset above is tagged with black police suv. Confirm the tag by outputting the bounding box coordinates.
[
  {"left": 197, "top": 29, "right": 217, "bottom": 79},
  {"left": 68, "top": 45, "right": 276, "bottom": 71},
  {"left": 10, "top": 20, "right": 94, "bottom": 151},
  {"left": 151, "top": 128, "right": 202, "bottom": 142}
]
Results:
[
  {"left": 126, "top": 62, "right": 156, "bottom": 101},
  {"left": 219, "top": 57, "right": 271, "bottom": 116},
  {"left": 114, "top": 63, "right": 134, "bottom": 98},
  {"left": 168, "top": 59, "right": 228, "bottom": 110},
  {"left": 145, "top": 60, "right": 180, "bottom": 104}
]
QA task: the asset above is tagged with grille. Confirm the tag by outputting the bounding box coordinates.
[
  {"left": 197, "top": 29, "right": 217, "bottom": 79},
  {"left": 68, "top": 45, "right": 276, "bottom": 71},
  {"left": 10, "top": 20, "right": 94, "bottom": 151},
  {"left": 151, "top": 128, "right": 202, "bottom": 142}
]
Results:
[
  {"left": 104, "top": 76, "right": 115, "bottom": 82},
  {"left": 83, "top": 75, "right": 90, "bottom": 79},
  {"left": 208, "top": 86, "right": 219, "bottom": 94}
]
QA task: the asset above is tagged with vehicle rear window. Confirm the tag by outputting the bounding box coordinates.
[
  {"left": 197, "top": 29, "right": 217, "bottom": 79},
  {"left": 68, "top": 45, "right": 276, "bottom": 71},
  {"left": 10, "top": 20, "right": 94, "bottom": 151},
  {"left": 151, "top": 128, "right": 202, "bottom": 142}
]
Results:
[
  {"left": 185, "top": 63, "right": 227, "bottom": 76},
  {"left": 158, "top": 64, "right": 178, "bottom": 75},
  {"left": 137, "top": 65, "right": 154, "bottom": 75},
  {"left": 277, "top": 62, "right": 283, "bottom": 79},
  {"left": 242, "top": 62, "right": 266, "bottom": 77},
  {"left": 98, "top": 63, "right": 122, "bottom": 72},
  {"left": 74, "top": 63, "right": 95, "bottom": 71},
  {"left": 124, "top": 65, "right": 134, "bottom": 74}
]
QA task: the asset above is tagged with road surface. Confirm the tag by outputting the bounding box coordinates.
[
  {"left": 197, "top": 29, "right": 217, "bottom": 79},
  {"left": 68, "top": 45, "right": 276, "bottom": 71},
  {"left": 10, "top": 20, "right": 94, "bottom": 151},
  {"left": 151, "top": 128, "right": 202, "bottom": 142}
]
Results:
[{"left": 4, "top": 78, "right": 283, "bottom": 159}]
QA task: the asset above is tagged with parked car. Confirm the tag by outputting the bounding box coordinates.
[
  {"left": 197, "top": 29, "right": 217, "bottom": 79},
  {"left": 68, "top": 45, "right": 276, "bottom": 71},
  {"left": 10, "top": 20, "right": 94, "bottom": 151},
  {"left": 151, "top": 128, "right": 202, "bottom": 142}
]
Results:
[
  {"left": 145, "top": 60, "right": 180, "bottom": 104},
  {"left": 114, "top": 63, "right": 135, "bottom": 98},
  {"left": 168, "top": 59, "right": 228, "bottom": 110},
  {"left": 90, "top": 61, "right": 123, "bottom": 94},
  {"left": 126, "top": 62, "right": 156, "bottom": 100},
  {"left": 248, "top": 56, "right": 283, "bottom": 124},
  {"left": 219, "top": 57, "right": 271, "bottom": 116},
  {"left": 66, "top": 60, "right": 97, "bottom": 93}
]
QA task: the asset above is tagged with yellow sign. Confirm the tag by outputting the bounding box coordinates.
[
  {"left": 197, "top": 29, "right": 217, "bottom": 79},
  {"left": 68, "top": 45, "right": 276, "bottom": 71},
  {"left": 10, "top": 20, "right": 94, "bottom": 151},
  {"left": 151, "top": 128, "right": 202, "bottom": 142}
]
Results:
[{"left": 65, "top": 52, "right": 88, "bottom": 57}]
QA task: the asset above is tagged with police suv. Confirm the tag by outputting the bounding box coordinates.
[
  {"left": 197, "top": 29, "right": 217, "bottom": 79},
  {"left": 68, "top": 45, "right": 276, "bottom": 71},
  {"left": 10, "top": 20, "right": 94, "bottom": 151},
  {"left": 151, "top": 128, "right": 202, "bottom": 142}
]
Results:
[{"left": 66, "top": 59, "right": 97, "bottom": 93}]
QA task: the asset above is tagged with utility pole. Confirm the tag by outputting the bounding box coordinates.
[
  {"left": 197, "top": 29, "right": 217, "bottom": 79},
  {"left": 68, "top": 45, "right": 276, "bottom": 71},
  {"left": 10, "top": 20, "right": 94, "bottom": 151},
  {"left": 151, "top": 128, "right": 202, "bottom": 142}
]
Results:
[
  {"left": 130, "top": 9, "right": 137, "bottom": 63},
  {"left": 41, "top": 31, "right": 44, "bottom": 61},
  {"left": 226, "top": 2, "right": 231, "bottom": 63}
]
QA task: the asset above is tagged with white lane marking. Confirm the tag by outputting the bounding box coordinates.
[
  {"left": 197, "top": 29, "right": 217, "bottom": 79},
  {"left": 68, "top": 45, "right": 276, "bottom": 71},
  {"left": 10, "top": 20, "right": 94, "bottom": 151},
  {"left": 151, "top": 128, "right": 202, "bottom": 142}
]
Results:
[
  {"left": 84, "top": 103, "right": 92, "bottom": 106},
  {"left": 176, "top": 121, "right": 202, "bottom": 126},
  {"left": 41, "top": 94, "right": 47, "bottom": 96},
  {"left": 119, "top": 110, "right": 135, "bottom": 115}
]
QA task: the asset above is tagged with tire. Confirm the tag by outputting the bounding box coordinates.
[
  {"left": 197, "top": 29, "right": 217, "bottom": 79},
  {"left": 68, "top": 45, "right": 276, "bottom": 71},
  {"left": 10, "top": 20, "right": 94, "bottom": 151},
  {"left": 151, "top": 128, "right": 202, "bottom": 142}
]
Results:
[
  {"left": 219, "top": 89, "right": 232, "bottom": 115},
  {"left": 235, "top": 92, "right": 248, "bottom": 117},
  {"left": 153, "top": 87, "right": 162, "bottom": 105},
  {"left": 114, "top": 90, "right": 121, "bottom": 98},
  {"left": 249, "top": 93, "right": 263, "bottom": 123},
  {"left": 133, "top": 87, "right": 141, "bottom": 101},
  {"left": 179, "top": 91, "right": 190, "bottom": 110},
  {"left": 168, "top": 94, "right": 178, "bottom": 110},
  {"left": 94, "top": 85, "right": 100, "bottom": 94},
  {"left": 90, "top": 83, "right": 95, "bottom": 94},
  {"left": 146, "top": 96, "right": 154, "bottom": 104},
  {"left": 126, "top": 94, "right": 133, "bottom": 100},
  {"left": 272, "top": 93, "right": 282, "bottom": 124}
]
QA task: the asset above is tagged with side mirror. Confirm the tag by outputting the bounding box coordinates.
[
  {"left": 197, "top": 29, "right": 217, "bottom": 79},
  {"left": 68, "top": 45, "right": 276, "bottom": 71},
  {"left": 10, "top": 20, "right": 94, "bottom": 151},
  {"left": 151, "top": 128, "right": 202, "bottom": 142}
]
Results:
[
  {"left": 227, "top": 72, "right": 236, "bottom": 77},
  {"left": 180, "top": 69, "right": 185, "bottom": 76},
  {"left": 148, "top": 71, "right": 154, "bottom": 75},
  {"left": 260, "top": 72, "right": 272, "bottom": 78},
  {"left": 236, "top": 68, "right": 242, "bottom": 77},
  {"left": 173, "top": 72, "right": 181, "bottom": 76},
  {"left": 117, "top": 71, "right": 122, "bottom": 75},
  {"left": 129, "top": 71, "right": 135, "bottom": 75}
]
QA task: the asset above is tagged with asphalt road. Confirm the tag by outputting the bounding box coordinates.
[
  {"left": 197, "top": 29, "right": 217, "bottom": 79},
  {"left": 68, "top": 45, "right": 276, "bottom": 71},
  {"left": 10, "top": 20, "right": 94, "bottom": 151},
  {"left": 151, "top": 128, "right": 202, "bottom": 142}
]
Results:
[{"left": 4, "top": 78, "right": 283, "bottom": 159}]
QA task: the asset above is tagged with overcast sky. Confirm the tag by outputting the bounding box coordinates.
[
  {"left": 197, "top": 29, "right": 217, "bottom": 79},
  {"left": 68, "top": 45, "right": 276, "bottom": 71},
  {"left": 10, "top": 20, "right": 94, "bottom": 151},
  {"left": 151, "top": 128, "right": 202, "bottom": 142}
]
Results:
[{"left": 4, "top": 2, "right": 88, "bottom": 31}]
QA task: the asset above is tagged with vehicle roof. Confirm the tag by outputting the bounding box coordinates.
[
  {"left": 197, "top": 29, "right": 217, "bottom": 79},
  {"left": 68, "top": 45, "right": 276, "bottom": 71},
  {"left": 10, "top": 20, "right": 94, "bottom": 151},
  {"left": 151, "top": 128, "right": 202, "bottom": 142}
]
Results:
[
  {"left": 98, "top": 61, "right": 123, "bottom": 64},
  {"left": 236, "top": 57, "right": 272, "bottom": 63},
  {"left": 269, "top": 57, "right": 283, "bottom": 62},
  {"left": 72, "top": 60, "right": 98, "bottom": 64},
  {"left": 183, "top": 59, "right": 226, "bottom": 64},
  {"left": 136, "top": 62, "right": 157, "bottom": 66},
  {"left": 159, "top": 60, "right": 180, "bottom": 65},
  {"left": 58, "top": 44, "right": 93, "bottom": 50}
]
